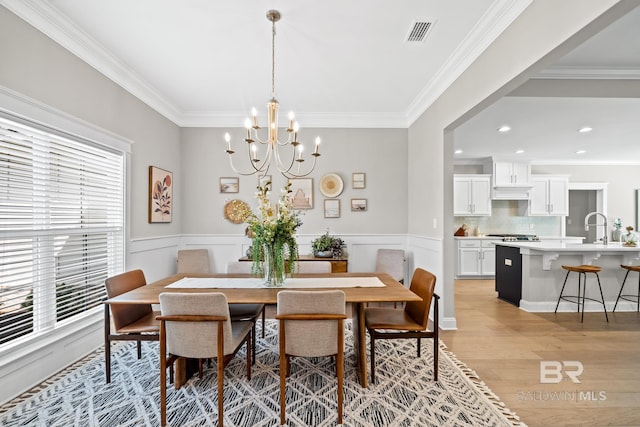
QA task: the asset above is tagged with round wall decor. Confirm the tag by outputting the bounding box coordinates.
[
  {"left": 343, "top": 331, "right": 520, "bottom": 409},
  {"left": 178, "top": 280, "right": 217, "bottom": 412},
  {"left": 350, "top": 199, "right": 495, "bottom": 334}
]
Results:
[
  {"left": 319, "top": 173, "right": 344, "bottom": 198},
  {"left": 224, "top": 199, "right": 250, "bottom": 224}
]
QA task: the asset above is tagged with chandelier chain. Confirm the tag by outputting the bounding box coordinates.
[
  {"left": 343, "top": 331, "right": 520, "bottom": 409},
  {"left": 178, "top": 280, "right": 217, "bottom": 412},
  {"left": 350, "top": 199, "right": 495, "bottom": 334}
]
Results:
[{"left": 271, "top": 18, "right": 276, "bottom": 98}]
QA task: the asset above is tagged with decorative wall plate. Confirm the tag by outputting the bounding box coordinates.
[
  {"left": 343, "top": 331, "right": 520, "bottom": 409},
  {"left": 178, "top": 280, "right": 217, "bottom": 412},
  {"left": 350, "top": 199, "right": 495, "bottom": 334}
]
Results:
[
  {"left": 319, "top": 173, "right": 343, "bottom": 198},
  {"left": 224, "top": 199, "right": 250, "bottom": 224}
]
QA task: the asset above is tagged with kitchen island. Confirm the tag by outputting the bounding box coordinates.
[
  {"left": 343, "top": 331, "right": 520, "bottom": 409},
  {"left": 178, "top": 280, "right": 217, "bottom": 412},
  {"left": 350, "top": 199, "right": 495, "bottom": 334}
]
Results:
[{"left": 495, "top": 241, "right": 640, "bottom": 312}]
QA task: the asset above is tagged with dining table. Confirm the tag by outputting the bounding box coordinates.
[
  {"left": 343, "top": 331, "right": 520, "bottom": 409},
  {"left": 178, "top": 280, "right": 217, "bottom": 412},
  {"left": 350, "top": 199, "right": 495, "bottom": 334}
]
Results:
[{"left": 104, "top": 272, "right": 420, "bottom": 388}]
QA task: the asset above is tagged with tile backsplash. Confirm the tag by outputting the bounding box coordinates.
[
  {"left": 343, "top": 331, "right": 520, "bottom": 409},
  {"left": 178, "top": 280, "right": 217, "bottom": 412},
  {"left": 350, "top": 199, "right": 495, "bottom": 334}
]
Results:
[{"left": 454, "top": 200, "right": 562, "bottom": 236}]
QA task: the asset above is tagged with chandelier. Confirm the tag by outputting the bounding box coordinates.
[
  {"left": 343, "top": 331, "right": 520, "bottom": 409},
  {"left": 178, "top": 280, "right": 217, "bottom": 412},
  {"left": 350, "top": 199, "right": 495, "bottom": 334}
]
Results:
[{"left": 224, "top": 10, "right": 321, "bottom": 178}]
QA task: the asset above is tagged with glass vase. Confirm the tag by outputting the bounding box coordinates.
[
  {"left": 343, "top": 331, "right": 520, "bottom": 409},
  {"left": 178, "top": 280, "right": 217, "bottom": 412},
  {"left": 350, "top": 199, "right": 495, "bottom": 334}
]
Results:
[{"left": 263, "top": 243, "right": 285, "bottom": 287}]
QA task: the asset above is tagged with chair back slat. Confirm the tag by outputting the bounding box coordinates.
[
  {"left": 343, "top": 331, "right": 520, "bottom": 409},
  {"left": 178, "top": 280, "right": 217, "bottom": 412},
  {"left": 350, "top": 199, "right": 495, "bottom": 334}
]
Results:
[
  {"left": 277, "top": 290, "right": 345, "bottom": 357},
  {"left": 404, "top": 268, "right": 436, "bottom": 329},
  {"left": 159, "top": 292, "right": 232, "bottom": 358},
  {"left": 375, "top": 249, "right": 405, "bottom": 283},
  {"left": 226, "top": 261, "right": 253, "bottom": 274},
  {"left": 105, "top": 269, "right": 151, "bottom": 331},
  {"left": 177, "top": 249, "right": 210, "bottom": 274},
  {"left": 295, "top": 261, "right": 332, "bottom": 273}
]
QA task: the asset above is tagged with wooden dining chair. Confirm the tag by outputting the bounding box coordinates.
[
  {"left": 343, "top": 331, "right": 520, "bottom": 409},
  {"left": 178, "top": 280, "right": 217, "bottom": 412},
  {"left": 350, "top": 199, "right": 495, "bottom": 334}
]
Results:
[
  {"left": 375, "top": 249, "right": 405, "bottom": 284},
  {"left": 294, "top": 261, "right": 332, "bottom": 273},
  {"left": 176, "top": 248, "right": 210, "bottom": 274},
  {"left": 373, "top": 249, "right": 405, "bottom": 308},
  {"left": 225, "top": 261, "right": 266, "bottom": 360},
  {"left": 365, "top": 267, "right": 439, "bottom": 384},
  {"left": 104, "top": 269, "right": 160, "bottom": 383},
  {"left": 158, "top": 292, "right": 252, "bottom": 427},
  {"left": 276, "top": 290, "right": 347, "bottom": 425}
]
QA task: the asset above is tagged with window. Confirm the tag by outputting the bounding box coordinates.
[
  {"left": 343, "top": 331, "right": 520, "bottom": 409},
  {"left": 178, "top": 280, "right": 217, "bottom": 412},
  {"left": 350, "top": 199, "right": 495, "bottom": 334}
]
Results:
[{"left": 0, "top": 116, "right": 124, "bottom": 347}]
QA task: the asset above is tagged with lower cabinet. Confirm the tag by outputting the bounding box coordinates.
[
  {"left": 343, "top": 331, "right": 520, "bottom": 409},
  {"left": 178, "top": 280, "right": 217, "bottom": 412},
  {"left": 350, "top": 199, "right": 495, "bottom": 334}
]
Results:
[{"left": 456, "top": 239, "right": 500, "bottom": 277}]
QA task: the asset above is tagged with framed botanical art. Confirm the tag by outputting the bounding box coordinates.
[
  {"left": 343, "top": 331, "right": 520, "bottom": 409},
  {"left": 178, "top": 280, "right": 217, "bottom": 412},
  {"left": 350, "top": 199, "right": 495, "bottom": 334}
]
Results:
[
  {"left": 219, "top": 177, "right": 239, "bottom": 193},
  {"left": 351, "top": 198, "right": 367, "bottom": 212},
  {"left": 324, "top": 199, "right": 340, "bottom": 218},
  {"left": 352, "top": 172, "right": 366, "bottom": 189},
  {"left": 288, "top": 178, "right": 313, "bottom": 209},
  {"left": 149, "top": 166, "right": 173, "bottom": 223}
]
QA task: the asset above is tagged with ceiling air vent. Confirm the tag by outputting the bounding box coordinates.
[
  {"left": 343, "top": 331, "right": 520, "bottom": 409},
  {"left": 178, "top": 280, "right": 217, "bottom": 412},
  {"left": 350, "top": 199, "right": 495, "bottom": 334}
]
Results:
[{"left": 405, "top": 19, "right": 435, "bottom": 43}]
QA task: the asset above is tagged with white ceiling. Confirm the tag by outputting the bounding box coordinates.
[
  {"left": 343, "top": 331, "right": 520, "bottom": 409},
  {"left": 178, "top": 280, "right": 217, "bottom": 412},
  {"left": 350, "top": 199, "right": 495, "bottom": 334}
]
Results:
[{"left": 3, "top": 1, "right": 640, "bottom": 163}]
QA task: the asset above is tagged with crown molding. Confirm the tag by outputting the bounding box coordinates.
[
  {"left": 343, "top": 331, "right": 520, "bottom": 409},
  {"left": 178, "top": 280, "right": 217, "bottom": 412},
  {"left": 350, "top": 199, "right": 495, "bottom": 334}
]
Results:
[
  {"left": 1, "top": 0, "right": 184, "bottom": 124},
  {"left": 534, "top": 66, "right": 640, "bottom": 80},
  {"left": 405, "top": 0, "right": 533, "bottom": 126},
  {"left": 3, "top": 0, "right": 529, "bottom": 129},
  {"left": 179, "top": 111, "right": 408, "bottom": 129}
]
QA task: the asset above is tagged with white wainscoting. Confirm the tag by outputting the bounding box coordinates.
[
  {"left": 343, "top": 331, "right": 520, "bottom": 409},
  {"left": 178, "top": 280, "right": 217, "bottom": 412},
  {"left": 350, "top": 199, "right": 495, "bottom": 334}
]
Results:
[
  {"left": 128, "top": 233, "right": 412, "bottom": 281},
  {"left": 406, "top": 235, "right": 454, "bottom": 330}
]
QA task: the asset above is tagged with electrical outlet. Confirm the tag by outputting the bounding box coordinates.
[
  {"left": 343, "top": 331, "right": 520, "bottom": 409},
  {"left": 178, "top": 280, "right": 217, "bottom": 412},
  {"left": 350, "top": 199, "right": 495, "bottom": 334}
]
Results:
[
  {"left": 529, "top": 223, "right": 534, "bottom": 229},
  {"left": 432, "top": 218, "right": 437, "bottom": 229}
]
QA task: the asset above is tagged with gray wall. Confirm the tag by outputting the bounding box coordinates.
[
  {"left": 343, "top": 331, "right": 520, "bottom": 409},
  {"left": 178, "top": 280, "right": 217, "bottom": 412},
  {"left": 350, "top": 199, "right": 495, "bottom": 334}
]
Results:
[
  {"left": 0, "top": 6, "right": 182, "bottom": 240},
  {"left": 180, "top": 127, "right": 408, "bottom": 235}
]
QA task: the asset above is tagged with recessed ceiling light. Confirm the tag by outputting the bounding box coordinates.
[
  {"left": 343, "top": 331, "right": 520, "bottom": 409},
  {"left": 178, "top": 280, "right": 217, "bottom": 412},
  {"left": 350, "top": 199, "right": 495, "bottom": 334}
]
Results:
[
  {"left": 578, "top": 127, "right": 593, "bottom": 133},
  {"left": 498, "top": 125, "right": 511, "bottom": 133},
  {"left": 576, "top": 150, "right": 586, "bottom": 154},
  {"left": 515, "top": 149, "right": 524, "bottom": 154},
  {"left": 454, "top": 149, "right": 463, "bottom": 154}
]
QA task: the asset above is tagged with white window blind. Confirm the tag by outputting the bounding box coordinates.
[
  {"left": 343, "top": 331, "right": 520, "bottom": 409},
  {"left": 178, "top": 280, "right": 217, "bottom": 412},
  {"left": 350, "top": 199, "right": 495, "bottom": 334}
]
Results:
[{"left": 0, "top": 116, "right": 124, "bottom": 347}]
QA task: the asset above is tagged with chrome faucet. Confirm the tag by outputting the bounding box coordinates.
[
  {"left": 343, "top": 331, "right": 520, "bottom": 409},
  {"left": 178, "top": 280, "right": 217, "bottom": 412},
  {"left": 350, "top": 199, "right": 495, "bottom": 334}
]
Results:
[{"left": 584, "top": 212, "right": 608, "bottom": 245}]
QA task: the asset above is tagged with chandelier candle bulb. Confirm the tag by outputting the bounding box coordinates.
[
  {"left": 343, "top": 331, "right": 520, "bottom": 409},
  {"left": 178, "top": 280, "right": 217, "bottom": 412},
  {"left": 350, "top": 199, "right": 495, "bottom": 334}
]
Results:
[
  {"left": 224, "top": 133, "right": 232, "bottom": 151},
  {"left": 288, "top": 112, "right": 294, "bottom": 131},
  {"left": 252, "top": 144, "right": 258, "bottom": 161},
  {"left": 244, "top": 119, "right": 252, "bottom": 142},
  {"left": 251, "top": 108, "right": 258, "bottom": 128},
  {"left": 314, "top": 137, "right": 321, "bottom": 154}
]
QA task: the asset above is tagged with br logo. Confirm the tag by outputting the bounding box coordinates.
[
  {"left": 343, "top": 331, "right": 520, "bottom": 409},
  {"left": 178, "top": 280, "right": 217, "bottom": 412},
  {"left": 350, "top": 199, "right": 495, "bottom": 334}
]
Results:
[{"left": 540, "top": 361, "right": 583, "bottom": 384}]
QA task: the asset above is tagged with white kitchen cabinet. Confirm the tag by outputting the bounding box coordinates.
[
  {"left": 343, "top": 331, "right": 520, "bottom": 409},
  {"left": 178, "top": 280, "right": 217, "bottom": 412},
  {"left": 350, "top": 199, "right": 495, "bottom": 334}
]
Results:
[
  {"left": 481, "top": 241, "right": 497, "bottom": 275},
  {"left": 529, "top": 175, "right": 569, "bottom": 216},
  {"left": 453, "top": 175, "right": 491, "bottom": 216},
  {"left": 456, "top": 239, "right": 500, "bottom": 277},
  {"left": 493, "top": 161, "right": 531, "bottom": 187}
]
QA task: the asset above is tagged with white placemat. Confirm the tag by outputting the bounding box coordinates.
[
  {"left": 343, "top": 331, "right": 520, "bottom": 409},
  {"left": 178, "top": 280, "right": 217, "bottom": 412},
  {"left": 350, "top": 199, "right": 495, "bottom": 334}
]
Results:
[{"left": 166, "top": 276, "right": 385, "bottom": 289}]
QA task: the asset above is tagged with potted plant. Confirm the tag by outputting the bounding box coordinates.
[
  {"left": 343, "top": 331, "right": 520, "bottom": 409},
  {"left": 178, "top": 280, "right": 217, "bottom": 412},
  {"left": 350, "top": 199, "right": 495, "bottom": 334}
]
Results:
[{"left": 311, "top": 231, "right": 346, "bottom": 258}]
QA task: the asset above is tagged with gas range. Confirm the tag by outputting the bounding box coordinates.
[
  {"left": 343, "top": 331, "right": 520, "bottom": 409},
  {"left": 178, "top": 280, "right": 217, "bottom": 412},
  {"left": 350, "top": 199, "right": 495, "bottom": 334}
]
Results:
[{"left": 487, "top": 234, "right": 540, "bottom": 242}]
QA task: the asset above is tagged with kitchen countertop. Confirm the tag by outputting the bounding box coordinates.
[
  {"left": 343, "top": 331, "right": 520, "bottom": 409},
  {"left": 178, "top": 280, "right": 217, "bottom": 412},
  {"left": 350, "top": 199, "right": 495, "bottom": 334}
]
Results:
[
  {"left": 496, "top": 241, "right": 639, "bottom": 251},
  {"left": 496, "top": 240, "right": 640, "bottom": 270},
  {"left": 454, "top": 235, "right": 584, "bottom": 240}
]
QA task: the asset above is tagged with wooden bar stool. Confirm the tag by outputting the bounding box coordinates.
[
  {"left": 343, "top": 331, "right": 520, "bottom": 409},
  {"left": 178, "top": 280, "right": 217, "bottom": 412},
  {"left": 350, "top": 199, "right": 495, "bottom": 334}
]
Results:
[
  {"left": 554, "top": 265, "right": 608, "bottom": 322},
  {"left": 613, "top": 264, "right": 640, "bottom": 312}
]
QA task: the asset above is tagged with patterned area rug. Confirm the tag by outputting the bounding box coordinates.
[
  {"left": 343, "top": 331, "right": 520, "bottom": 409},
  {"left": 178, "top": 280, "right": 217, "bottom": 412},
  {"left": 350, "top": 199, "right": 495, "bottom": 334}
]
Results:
[{"left": 0, "top": 321, "right": 525, "bottom": 427}]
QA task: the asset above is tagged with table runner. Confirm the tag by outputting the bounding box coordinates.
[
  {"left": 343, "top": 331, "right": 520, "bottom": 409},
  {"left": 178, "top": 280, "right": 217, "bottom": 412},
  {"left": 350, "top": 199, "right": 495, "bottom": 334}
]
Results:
[{"left": 166, "top": 276, "right": 386, "bottom": 289}]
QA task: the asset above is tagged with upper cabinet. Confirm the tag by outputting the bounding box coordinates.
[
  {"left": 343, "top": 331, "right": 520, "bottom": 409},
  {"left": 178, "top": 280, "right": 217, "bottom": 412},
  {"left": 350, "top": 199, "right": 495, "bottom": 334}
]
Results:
[
  {"left": 484, "top": 159, "right": 532, "bottom": 200},
  {"left": 492, "top": 161, "right": 531, "bottom": 187},
  {"left": 529, "top": 175, "right": 569, "bottom": 216},
  {"left": 453, "top": 174, "right": 491, "bottom": 216}
]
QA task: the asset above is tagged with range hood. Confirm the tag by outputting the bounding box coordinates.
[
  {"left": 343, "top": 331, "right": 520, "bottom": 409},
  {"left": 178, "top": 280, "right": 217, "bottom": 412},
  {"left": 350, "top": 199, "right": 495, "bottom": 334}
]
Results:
[{"left": 492, "top": 186, "right": 532, "bottom": 200}]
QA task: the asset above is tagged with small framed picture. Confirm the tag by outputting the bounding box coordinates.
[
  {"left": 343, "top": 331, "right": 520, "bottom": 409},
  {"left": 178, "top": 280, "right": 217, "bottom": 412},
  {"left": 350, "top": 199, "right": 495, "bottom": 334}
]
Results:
[
  {"left": 351, "top": 198, "right": 367, "bottom": 212},
  {"left": 220, "top": 177, "right": 239, "bottom": 193},
  {"left": 288, "top": 178, "right": 313, "bottom": 209},
  {"left": 324, "top": 199, "right": 340, "bottom": 218},
  {"left": 352, "top": 173, "right": 366, "bottom": 189},
  {"left": 259, "top": 174, "right": 272, "bottom": 191}
]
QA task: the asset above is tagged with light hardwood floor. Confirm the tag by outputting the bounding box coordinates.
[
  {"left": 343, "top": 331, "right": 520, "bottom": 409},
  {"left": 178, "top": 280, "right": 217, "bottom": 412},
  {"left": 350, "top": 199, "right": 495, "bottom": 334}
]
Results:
[{"left": 440, "top": 279, "right": 640, "bottom": 427}]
